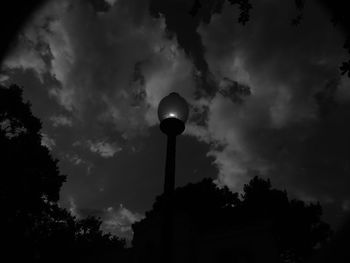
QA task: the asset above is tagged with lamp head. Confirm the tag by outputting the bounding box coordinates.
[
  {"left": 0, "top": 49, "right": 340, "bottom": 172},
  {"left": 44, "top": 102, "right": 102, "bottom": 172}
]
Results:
[{"left": 157, "top": 92, "right": 189, "bottom": 135}]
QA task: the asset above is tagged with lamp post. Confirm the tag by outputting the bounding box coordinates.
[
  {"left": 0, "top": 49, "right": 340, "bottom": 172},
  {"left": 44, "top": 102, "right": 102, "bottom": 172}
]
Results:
[{"left": 158, "top": 92, "right": 189, "bottom": 263}]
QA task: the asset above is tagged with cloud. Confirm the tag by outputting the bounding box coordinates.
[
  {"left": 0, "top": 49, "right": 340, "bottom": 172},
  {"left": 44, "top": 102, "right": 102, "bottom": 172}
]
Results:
[
  {"left": 0, "top": 74, "right": 9, "bottom": 83},
  {"left": 87, "top": 140, "right": 122, "bottom": 158},
  {"left": 105, "top": 0, "right": 118, "bottom": 7},
  {"left": 2, "top": 41, "right": 47, "bottom": 81},
  {"left": 5, "top": 0, "right": 350, "bottom": 230},
  {"left": 65, "top": 153, "right": 84, "bottom": 165},
  {"left": 143, "top": 41, "right": 197, "bottom": 126},
  {"left": 31, "top": 0, "right": 348, "bottom": 212},
  {"left": 41, "top": 133, "right": 56, "bottom": 150},
  {"left": 342, "top": 200, "right": 350, "bottom": 212},
  {"left": 102, "top": 204, "right": 144, "bottom": 241},
  {"left": 69, "top": 196, "right": 79, "bottom": 217},
  {"left": 5, "top": 0, "right": 199, "bottom": 145},
  {"left": 186, "top": 0, "right": 350, "bottom": 207},
  {"left": 69, "top": 198, "right": 143, "bottom": 241},
  {"left": 64, "top": 153, "right": 94, "bottom": 174},
  {"left": 50, "top": 115, "right": 73, "bottom": 127},
  {"left": 1, "top": 1, "right": 69, "bottom": 81}
]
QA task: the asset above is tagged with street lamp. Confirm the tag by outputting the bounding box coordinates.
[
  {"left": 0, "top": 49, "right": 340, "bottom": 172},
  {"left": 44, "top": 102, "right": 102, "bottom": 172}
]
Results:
[{"left": 158, "top": 92, "right": 189, "bottom": 263}]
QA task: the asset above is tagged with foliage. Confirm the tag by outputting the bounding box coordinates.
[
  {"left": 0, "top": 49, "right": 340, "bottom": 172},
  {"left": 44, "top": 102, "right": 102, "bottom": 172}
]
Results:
[
  {"left": 237, "top": 177, "right": 331, "bottom": 262},
  {"left": 134, "top": 176, "right": 332, "bottom": 263},
  {"left": 0, "top": 84, "right": 65, "bottom": 213},
  {"left": 0, "top": 84, "right": 126, "bottom": 262}
]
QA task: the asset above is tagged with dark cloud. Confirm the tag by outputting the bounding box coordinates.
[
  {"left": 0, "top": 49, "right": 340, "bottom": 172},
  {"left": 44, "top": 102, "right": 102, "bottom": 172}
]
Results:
[
  {"left": 149, "top": 0, "right": 253, "bottom": 96},
  {"left": 0, "top": 0, "right": 46, "bottom": 62},
  {"left": 187, "top": 0, "right": 349, "bottom": 228},
  {"left": 2, "top": 0, "right": 350, "bottom": 234},
  {"left": 149, "top": 0, "right": 213, "bottom": 76},
  {"left": 86, "top": 0, "right": 112, "bottom": 13}
]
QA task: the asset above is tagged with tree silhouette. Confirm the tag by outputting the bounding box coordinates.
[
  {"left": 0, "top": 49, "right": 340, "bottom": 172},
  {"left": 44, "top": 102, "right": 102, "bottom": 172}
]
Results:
[
  {"left": 0, "top": 84, "right": 126, "bottom": 262},
  {"left": 0, "top": 84, "right": 66, "bottom": 261},
  {"left": 236, "top": 177, "right": 332, "bottom": 263},
  {"left": 0, "top": 84, "right": 65, "bottom": 211},
  {"left": 133, "top": 176, "right": 331, "bottom": 263}
]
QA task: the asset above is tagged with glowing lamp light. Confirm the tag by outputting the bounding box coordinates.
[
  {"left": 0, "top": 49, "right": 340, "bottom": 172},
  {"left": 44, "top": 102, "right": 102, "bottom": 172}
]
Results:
[
  {"left": 167, "top": 112, "right": 177, "bottom": 118},
  {"left": 157, "top": 92, "right": 189, "bottom": 123}
]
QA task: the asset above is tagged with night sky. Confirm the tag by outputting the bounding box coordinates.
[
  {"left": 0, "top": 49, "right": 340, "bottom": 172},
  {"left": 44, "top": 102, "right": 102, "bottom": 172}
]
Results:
[{"left": 1, "top": 0, "right": 350, "bottom": 241}]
